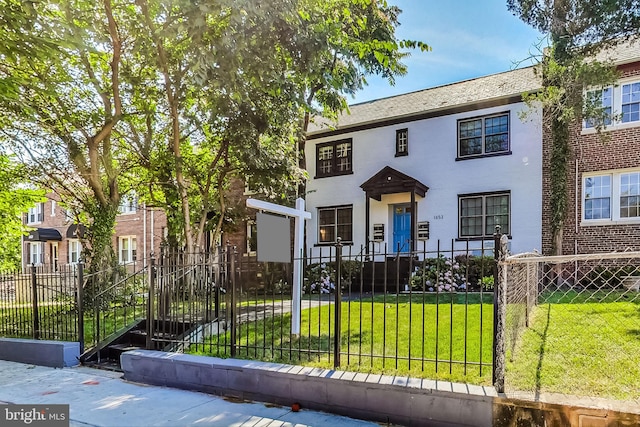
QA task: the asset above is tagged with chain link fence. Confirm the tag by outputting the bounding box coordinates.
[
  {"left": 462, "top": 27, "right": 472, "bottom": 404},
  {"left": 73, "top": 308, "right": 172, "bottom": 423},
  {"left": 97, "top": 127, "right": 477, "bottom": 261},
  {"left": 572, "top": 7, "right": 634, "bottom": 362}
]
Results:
[{"left": 499, "top": 251, "right": 640, "bottom": 405}]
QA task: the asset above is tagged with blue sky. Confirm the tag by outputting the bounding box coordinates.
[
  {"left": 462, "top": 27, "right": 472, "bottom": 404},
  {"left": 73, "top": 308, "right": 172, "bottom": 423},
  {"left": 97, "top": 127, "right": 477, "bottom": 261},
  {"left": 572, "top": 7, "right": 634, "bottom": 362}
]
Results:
[{"left": 350, "top": 0, "right": 546, "bottom": 104}]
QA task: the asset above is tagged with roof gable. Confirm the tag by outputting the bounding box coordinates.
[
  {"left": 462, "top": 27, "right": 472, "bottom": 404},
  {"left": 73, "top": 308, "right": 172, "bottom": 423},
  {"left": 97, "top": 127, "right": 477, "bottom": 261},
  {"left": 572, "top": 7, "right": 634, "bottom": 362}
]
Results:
[{"left": 360, "top": 166, "right": 428, "bottom": 201}]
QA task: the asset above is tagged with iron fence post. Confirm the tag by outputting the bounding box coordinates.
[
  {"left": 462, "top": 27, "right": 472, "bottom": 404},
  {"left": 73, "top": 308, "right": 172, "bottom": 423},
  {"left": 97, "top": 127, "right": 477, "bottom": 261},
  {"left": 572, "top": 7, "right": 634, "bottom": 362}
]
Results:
[
  {"left": 214, "top": 245, "right": 221, "bottom": 319},
  {"left": 230, "top": 246, "right": 237, "bottom": 358},
  {"left": 146, "top": 254, "right": 156, "bottom": 350},
  {"left": 30, "top": 264, "right": 40, "bottom": 340},
  {"left": 77, "top": 262, "right": 85, "bottom": 353},
  {"left": 492, "top": 225, "right": 506, "bottom": 392},
  {"left": 334, "top": 238, "right": 343, "bottom": 368}
]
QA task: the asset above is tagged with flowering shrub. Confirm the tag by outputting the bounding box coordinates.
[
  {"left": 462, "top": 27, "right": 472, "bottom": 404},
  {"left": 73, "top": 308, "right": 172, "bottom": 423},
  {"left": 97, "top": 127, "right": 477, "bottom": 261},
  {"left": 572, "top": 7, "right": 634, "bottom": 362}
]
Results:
[
  {"left": 304, "top": 263, "right": 335, "bottom": 294},
  {"left": 409, "top": 256, "right": 468, "bottom": 292},
  {"left": 303, "top": 260, "right": 361, "bottom": 294}
]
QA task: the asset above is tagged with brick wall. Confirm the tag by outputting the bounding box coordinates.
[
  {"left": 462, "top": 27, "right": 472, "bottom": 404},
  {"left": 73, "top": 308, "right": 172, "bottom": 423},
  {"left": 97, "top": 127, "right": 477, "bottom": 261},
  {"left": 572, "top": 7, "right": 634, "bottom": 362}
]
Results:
[
  {"left": 219, "top": 178, "right": 251, "bottom": 253},
  {"left": 22, "top": 195, "right": 74, "bottom": 269},
  {"left": 22, "top": 195, "right": 170, "bottom": 268},
  {"left": 113, "top": 205, "right": 167, "bottom": 263},
  {"left": 541, "top": 61, "right": 640, "bottom": 255}
]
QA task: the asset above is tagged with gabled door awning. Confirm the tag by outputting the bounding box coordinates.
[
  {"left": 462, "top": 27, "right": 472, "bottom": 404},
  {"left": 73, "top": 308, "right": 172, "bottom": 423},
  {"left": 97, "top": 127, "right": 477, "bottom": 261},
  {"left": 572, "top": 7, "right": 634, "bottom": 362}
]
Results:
[
  {"left": 26, "top": 228, "right": 63, "bottom": 242},
  {"left": 360, "top": 166, "right": 429, "bottom": 201}
]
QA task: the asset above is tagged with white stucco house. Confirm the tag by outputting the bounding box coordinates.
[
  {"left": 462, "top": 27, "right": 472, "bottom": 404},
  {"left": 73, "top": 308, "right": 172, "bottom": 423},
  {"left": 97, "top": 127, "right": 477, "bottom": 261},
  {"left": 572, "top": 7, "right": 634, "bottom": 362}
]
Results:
[{"left": 304, "top": 66, "right": 543, "bottom": 259}]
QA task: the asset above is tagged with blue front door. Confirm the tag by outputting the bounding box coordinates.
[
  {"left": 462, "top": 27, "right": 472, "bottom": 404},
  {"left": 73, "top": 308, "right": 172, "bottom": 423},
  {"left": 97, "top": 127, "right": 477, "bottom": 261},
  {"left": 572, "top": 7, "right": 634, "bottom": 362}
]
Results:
[{"left": 392, "top": 205, "right": 411, "bottom": 253}]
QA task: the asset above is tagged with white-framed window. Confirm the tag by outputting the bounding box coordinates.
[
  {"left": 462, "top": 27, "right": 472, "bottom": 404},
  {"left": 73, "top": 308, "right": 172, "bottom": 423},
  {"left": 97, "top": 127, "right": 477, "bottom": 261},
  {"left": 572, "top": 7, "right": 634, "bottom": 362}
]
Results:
[
  {"left": 318, "top": 205, "right": 353, "bottom": 243},
  {"left": 246, "top": 221, "right": 257, "bottom": 255},
  {"left": 583, "top": 169, "right": 640, "bottom": 222},
  {"left": 68, "top": 239, "right": 82, "bottom": 264},
  {"left": 583, "top": 80, "right": 640, "bottom": 130},
  {"left": 27, "top": 203, "right": 44, "bottom": 224},
  {"left": 584, "top": 86, "right": 613, "bottom": 128},
  {"left": 119, "top": 195, "right": 137, "bottom": 214},
  {"left": 395, "top": 128, "right": 408, "bottom": 157},
  {"left": 29, "top": 242, "right": 44, "bottom": 265},
  {"left": 459, "top": 192, "right": 510, "bottom": 238},
  {"left": 51, "top": 200, "right": 56, "bottom": 217},
  {"left": 119, "top": 236, "right": 137, "bottom": 264},
  {"left": 458, "top": 113, "right": 510, "bottom": 158},
  {"left": 622, "top": 82, "right": 640, "bottom": 123}
]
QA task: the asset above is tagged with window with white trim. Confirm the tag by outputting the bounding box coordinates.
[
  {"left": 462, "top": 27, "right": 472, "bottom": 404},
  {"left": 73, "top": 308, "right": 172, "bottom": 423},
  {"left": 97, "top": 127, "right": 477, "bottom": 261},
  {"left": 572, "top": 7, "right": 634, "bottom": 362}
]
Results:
[
  {"left": 584, "top": 86, "right": 613, "bottom": 128},
  {"left": 458, "top": 113, "right": 510, "bottom": 158},
  {"left": 29, "top": 242, "right": 44, "bottom": 265},
  {"left": 459, "top": 192, "right": 510, "bottom": 238},
  {"left": 318, "top": 205, "right": 353, "bottom": 243},
  {"left": 68, "top": 239, "right": 81, "bottom": 264},
  {"left": 316, "top": 139, "right": 352, "bottom": 178},
  {"left": 51, "top": 200, "right": 56, "bottom": 217},
  {"left": 583, "top": 169, "right": 640, "bottom": 222},
  {"left": 119, "top": 195, "right": 137, "bottom": 214},
  {"left": 119, "top": 236, "right": 137, "bottom": 264},
  {"left": 622, "top": 82, "right": 640, "bottom": 123},
  {"left": 583, "top": 80, "right": 640, "bottom": 129},
  {"left": 247, "top": 221, "right": 257, "bottom": 254},
  {"left": 27, "top": 203, "right": 44, "bottom": 224}
]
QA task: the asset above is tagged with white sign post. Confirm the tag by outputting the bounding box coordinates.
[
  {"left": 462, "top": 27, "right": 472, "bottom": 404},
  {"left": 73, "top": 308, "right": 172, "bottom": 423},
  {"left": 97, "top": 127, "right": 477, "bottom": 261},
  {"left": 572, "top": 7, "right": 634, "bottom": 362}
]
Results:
[{"left": 246, "top": 197, "right": 311, "bottom": 335}]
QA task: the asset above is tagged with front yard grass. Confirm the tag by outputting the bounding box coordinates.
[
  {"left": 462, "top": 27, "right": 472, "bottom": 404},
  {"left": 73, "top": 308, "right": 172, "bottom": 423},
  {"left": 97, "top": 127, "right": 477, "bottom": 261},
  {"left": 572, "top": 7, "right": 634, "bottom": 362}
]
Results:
[
  {"left": 190, "top": 293, "right": 495, "bottom": 385},
  {"left": 506, "top": 291, "right": 640, "bottom": 402}
]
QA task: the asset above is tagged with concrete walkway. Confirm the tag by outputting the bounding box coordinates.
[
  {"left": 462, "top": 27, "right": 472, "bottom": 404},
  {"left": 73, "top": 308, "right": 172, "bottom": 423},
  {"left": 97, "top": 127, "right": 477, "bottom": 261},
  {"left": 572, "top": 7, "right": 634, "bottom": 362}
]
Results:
[{"left": 0, "top": 360, "right": 381, "bottom": 427}]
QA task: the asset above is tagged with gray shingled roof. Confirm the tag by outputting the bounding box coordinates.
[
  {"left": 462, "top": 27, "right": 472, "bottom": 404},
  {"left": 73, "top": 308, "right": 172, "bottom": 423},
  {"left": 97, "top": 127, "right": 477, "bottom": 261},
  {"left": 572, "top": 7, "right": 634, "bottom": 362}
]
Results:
[
  {"left": 308, "top": 66, "right": 541, "bottom": 135},
  {"left": 595, "top": 38, "right": 640, "bottom": 64},
  {"left": 308, "top": 39, "right": 640, "bottom": 136}
]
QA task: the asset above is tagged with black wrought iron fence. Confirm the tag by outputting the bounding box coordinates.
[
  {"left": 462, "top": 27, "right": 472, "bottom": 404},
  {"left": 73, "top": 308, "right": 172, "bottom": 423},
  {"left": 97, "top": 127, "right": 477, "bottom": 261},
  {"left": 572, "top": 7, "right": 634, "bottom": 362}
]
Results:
[
  {"left": 0, "top": 264, "right": 81, "bottom": 344},
  {"left": 188, "top": 239, "right": 497, "bottom": 384},
  {"left": 85, "top": 261, "right": 149, "bottom": 351},
  {"left": 499, "top": 251, "right": 640, "bottom": 404}
]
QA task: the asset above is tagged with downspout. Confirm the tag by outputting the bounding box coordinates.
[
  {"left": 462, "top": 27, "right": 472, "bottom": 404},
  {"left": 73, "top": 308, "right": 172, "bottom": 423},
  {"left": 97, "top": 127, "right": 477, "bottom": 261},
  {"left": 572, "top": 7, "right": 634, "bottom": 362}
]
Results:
[
  {"left": 575, "top": 157, "right": 579, "bottom": 255},
  {"left": 151, "top": 209, "right": 155, "bottom": 255},
  {"left": 143, "top": 202, "right": 147, "bottom": 267}
]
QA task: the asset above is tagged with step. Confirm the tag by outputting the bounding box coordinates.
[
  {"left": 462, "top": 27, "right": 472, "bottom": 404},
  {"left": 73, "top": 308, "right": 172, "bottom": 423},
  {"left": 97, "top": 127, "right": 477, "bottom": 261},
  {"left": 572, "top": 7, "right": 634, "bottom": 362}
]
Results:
[{"left": 109, "top": 343, "right": 144, "bottom": 352}]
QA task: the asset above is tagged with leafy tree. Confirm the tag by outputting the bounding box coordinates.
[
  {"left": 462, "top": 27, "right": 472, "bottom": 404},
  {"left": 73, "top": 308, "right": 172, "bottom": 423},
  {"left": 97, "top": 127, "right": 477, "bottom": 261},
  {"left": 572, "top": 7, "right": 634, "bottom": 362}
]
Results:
[
  {"left": 127, "top": 0, "right": 428, "bottom": 253},
  {"left": 508, "top": 0, "right": 640, "bottom": 255},
  {"left": 2, "top": 0, "right": 428, "bottom": 262},
  {"left": 0, "top": 155, "right": 45, "bottom": 271},
  {"left": 0, "top": 0, "right": 132, "bottom": 272}
]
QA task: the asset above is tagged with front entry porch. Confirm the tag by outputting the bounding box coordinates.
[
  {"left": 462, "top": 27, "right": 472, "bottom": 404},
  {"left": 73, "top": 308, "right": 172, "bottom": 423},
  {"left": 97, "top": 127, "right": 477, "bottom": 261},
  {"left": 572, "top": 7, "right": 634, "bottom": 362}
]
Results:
[{"left": 360, "top": 166, "right": 429, "bottom": 256}]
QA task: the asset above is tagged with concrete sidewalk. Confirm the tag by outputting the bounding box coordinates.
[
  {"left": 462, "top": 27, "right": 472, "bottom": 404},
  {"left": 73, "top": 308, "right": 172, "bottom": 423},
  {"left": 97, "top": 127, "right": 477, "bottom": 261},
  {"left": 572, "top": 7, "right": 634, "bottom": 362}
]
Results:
[{"left": 0, "top": 360, "right": 382, "bottom": 427}]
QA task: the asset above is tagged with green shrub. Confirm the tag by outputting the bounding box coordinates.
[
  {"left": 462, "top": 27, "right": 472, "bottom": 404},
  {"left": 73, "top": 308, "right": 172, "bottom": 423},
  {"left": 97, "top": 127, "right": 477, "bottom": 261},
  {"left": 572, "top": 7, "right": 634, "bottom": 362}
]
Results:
[{"left": 410, "top": 255, "right": 495, "bottom": 292}]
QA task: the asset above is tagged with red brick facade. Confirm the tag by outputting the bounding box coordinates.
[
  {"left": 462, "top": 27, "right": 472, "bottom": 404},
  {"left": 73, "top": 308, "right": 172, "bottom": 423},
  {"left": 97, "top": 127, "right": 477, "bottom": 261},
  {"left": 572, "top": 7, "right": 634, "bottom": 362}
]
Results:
[
  {"left": 22, "top": 194, "right": 167, "bottom": 269},
  {"left": 542, "top": 61, "right": 640, "bottom": 255}
]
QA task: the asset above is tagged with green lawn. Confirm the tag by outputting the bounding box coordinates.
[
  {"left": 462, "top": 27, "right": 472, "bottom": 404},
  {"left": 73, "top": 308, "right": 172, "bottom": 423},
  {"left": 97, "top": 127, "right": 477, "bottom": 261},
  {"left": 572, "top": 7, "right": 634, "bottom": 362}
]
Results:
[
  {"left": 190, "top": 293, "right": 495, "bottom": 384},
  {"left": 506, "top": 292, "right": 640, "bottom": 402}
]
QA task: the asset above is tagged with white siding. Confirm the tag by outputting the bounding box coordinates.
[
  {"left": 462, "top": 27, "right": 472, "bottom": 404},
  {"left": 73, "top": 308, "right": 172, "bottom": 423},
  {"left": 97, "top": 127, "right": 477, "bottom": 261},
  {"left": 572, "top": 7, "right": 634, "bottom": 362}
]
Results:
[{"left": 305, "top": 102, "right": 542, "bottom": 256}]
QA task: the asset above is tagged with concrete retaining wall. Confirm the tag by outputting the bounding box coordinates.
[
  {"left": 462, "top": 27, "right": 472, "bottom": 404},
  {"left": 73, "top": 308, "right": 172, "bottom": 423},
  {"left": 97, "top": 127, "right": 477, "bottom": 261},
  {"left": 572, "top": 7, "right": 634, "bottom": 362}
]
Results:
[
  {"left": 0, "top": 338, "right": 79, "bottom": 368},
  {"left": 121, "top": 350, "right": 495, "bottom": 427},
  {"left": 494, "top": 396, "right": 640, "bottom": 427}
]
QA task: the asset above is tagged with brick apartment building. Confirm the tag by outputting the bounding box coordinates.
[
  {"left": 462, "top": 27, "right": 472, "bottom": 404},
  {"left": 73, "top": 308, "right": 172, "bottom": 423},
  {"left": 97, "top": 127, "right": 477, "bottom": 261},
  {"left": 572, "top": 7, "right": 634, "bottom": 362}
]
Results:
[
  {"left": 542, "top": 43, "right": 640, "bottom": 254},
  {"left": 22, "top": 193, "right": 167, "bottom": 269}
]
